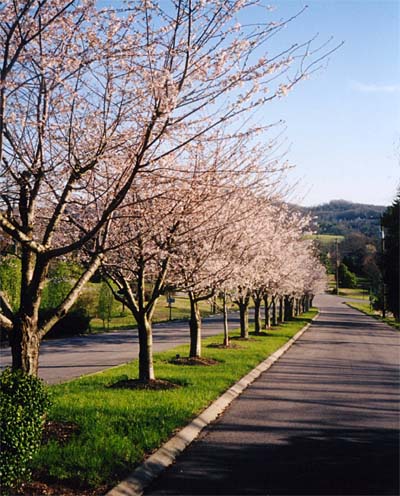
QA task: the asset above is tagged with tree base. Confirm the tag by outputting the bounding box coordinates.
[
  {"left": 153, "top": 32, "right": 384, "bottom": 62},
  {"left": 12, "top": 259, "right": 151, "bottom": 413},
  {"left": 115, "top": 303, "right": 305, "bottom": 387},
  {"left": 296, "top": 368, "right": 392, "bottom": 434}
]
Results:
[
  {"left": 17, "top": 480, "right": 107, "bottom": 496},
  {"left": 108, "top": 378, "right": 179, "bottom": 390},
  {"left": 42, "top": 420, "right": 80, "bottom": 446},
  {"left": 206, "top": 343, "right": 243, "bottom": 349},
  {"left": 169, "top": 356, "right": 219, "bottom": 366},
  {"left": 249, "top": 331, "right": 269, "bottom": 337}
]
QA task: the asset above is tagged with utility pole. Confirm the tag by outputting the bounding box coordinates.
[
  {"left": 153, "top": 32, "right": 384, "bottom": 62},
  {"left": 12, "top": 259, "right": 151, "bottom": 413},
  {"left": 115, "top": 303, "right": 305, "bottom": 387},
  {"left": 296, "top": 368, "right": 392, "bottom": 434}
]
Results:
[
  {"left": 335, "top": 238, "right": 339, "bottom": 295},
  {"left": 381, "top": 219, "right": 386, "bottom": 318},
  {"left": 167, "top": 293, "right": 175, "bottom": 321}
]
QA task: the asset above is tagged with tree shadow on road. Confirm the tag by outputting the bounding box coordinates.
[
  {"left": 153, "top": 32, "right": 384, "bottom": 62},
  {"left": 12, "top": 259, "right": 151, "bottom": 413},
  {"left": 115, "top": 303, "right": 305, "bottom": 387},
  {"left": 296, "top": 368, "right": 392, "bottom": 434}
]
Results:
[{"left": 146, "top": 425, "right": 399, "bottom": 495}]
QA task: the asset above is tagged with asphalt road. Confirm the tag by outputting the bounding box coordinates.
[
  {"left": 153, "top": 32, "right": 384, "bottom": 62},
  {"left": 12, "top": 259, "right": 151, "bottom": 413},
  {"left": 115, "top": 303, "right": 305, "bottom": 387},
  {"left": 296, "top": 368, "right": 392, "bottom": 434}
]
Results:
[
  {"left": 145, "top": 294, "right": 400, "bottom": 495},
  {"left": 0, "top": 312, "right": 241, "bottom": 384}
]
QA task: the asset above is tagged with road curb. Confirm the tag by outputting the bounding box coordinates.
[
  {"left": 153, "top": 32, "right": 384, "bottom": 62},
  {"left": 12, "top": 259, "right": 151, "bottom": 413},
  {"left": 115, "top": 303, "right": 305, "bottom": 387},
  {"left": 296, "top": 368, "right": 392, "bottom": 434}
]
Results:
[{"left": 106, "top": 311, "right": 320, "bottom": 496}]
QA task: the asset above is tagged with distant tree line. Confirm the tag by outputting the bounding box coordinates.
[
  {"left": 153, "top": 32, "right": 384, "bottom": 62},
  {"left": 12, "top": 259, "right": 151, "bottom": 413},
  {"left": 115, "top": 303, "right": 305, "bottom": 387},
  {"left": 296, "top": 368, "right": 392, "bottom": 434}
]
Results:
[
  {"left": 381, "top": 194, "right": 399, "bottom": 320},
  {"left": 314, "top": 195, "right": 399, "bottom": 321},
  {"left": 303, "top": 200, "right": 386, "bottom": 237}
]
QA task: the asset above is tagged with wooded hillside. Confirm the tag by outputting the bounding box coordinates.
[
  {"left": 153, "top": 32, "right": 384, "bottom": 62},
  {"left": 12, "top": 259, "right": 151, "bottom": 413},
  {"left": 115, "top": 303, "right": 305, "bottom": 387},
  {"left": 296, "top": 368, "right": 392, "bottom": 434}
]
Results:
[{"left": 302, "top": 200, "right": 385, "bottom": 237}]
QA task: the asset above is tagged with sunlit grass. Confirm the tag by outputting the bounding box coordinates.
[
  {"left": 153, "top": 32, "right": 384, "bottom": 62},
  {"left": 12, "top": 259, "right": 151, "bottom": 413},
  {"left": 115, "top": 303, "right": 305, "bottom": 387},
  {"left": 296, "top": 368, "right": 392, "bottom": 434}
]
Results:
[
  {"left": 90, "top": 295, "right": 227, "bottom": 332},
  {"left": 306, "top": 234, "right": 344, "bottom": 245},
  {"left": 33, "top": 310, "right": 316, "bottom": 490},
  {"left": 338, "top": 287, "right": 369, "bottom": 299},
  {"left": 346, "top": 302, "right": 400, "bottom": 330}
]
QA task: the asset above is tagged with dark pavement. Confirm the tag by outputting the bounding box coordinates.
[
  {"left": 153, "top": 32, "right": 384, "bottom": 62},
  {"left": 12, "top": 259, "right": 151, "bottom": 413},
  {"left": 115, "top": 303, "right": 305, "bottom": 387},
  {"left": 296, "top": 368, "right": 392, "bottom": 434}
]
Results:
[
  {"left": 145, "top": 294, "right": 400, "bottom": 495},
  {"left": 0, "top": 312, "right": 241, "bottom": 384}
]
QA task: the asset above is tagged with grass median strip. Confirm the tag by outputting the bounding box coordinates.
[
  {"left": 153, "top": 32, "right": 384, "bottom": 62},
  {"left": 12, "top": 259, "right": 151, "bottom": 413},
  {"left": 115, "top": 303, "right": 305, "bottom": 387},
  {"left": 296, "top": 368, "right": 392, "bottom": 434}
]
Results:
[{"left": 31, "top": 310, "right": 317, "bottom": 493}]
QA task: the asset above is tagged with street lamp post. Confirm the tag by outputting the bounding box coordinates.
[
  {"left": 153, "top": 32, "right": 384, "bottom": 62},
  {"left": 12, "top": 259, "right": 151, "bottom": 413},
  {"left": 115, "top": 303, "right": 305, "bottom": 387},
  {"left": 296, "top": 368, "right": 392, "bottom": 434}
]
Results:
[
  {"left": 380, "top": 220, "right": 386, "bottom": 319},
  {"left": 335, "top": 238, "right": 339, "bottom": 295}
]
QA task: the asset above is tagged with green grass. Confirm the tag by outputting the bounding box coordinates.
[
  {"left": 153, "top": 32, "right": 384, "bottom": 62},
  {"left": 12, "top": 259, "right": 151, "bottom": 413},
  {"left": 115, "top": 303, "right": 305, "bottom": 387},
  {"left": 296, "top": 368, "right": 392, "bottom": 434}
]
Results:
[
  {"left": 33, "top": 310, "right": 317, "bottom": 491},
  {"left": 306, "top": 234, "right": 344, "bottom": 245},
  {"left": 90, "top": 295, "right": 225, "bottom": 332},
  {"left": 346, "top": 302, "right": 400, "bottom": 330},
  {"left": 338, "top": 287, "right": 369, "bottom": 299}
]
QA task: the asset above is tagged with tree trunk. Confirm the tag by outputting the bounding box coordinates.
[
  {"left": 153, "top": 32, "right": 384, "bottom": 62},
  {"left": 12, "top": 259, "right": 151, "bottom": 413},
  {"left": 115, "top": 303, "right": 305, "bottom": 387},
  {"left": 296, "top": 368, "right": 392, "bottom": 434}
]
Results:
[
  {"left": 263, "top": 295, "right": 270, "bottom": 330},
  {"left": 284, "top": 295, "right": 292, "bottom": 321},
  {"left": 278, "top": 296, "right": 284, "bottom": 323},
  {"left": 291, "top": 298, "right": 296, "bottom": 318},
  {"left": 212, "top": 296, "right": 217, "bottom": 314},
  {"left": 189, "top": 293, "right": 202, "bottom": 358},
  {"left": 292, "top": 298, "right": 296, "bottom": 317},
  {"left": 11, "top": 313, "right": 40, "bottom": 376},
  {"left": 253, "top": 296, "right": 262, "bottom": 335},
  {"left": 223, "top": 291, "right": 229, "bottom": 347},
  {"left": 137, "top": 314, "right": 155, "bottom": 381},
  {"left": 239, "top": 300, "right": 249, "bottom": 339},
  {"left": 272, "top": 296, "right": 277, "bottom": 326}
]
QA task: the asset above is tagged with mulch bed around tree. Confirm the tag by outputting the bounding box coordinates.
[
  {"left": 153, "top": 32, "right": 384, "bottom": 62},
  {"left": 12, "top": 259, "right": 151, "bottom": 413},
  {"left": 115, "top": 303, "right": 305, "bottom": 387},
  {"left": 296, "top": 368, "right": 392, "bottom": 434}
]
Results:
[
  {"left": 17, "top": 480, "right": 110, "bottom": 496},
  {"left": 230, "top": 336, "right": 258, "bottom": 341},
  {"left": 16, "top": 421, "right": 108, "bottom": 496},
  {"left": 108, "top": 378, "right": 180, "bottom": 390},
  {"left": 207, "top": 343, "right": 243, "bottom": 349},
  {"left": 169, "top": 356, "right": 219, "bottom": 366},
  {"left": 41, "top": 420, "right": 80, "bottom": 445}
]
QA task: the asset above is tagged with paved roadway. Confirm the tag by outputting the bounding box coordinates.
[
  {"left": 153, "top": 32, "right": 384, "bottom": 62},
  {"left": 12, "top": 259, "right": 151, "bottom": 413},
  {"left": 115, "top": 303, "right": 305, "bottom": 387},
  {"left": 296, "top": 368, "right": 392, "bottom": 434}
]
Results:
[
  {"left": 0, "top": 313, "right": 241, "bottom": 384},
  {"left": 145, "top": 294, "right": 400, "bottom": 495}
]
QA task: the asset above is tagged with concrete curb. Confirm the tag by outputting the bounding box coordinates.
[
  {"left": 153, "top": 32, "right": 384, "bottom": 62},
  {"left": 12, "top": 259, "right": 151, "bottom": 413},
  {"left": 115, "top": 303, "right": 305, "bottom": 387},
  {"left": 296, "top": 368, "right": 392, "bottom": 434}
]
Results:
[{"left": 106, "top": 312, "right": 320, "bottom": 496}]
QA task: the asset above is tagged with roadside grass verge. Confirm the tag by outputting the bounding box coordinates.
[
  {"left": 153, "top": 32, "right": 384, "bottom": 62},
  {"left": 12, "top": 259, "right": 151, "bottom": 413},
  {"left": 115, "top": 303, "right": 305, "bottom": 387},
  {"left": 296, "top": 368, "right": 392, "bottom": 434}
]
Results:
[
  {"left": 338, "top": 287, "right": 369, "bottom": 300},
  {"left": 32, "top": 310, "right": 317, "bottom": 492},
  {"left": 345, "top": 302, "right": 400, "bottom": 330}
]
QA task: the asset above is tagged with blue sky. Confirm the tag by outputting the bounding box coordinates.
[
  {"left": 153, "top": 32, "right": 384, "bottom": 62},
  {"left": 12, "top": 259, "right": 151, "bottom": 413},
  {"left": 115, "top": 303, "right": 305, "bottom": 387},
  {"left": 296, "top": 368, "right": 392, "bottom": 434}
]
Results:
[
  {"left": 250, "top": 0, "right": 399, "bottom": 207},
  {"left": 100, "top": 0, "right": 398, "bottom": 207}
]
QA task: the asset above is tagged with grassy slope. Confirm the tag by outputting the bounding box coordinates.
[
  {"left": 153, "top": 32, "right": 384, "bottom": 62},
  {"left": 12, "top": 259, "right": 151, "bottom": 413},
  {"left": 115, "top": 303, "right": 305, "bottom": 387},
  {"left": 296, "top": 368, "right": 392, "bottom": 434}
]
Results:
[
  {"left": 306, "top": 234, "right": 344, "bottom": 245},
  {"left": 338, "top": 287, "right": 369, "bottom": 299},
  {"left": 345, "top": 302, "right": 400, "bottom": 330},
  {"left": 89, "top": 292, "right": 223, "bottom": 332},
  {"left": 33, "top": 310, "right": 317, "bottom": 490}
]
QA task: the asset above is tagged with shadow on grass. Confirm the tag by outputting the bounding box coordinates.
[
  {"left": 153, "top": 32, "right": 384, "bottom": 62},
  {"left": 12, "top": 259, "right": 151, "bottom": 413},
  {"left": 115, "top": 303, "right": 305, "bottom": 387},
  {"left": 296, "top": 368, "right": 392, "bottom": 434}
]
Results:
[
  {"left": 107, "top": 378, "right": 181, "bottom": 390},
  {"left": 206, "top": 343, "right": 244, "bottom": 349},
  {"left": 169, "top": 356, "right": 220, "bottom": 366},
  {"left": 249, "top": 331, "right": 269, "bottom": 337}
]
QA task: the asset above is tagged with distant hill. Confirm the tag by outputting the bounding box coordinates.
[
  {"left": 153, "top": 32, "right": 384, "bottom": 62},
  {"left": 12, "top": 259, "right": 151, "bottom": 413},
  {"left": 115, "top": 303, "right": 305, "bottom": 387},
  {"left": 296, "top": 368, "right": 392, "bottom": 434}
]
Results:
[{"left": 302, "top": 200, "right": 386, "bottom": 238}]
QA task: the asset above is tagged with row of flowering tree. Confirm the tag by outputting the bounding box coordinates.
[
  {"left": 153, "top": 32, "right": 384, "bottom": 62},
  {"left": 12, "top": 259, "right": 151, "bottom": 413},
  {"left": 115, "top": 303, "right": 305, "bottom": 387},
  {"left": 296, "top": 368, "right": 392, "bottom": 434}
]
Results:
[
  {"left": 0, "top": 0, "right": 334, "bottom": 378},
  {"left": 88, "top": 136, "right": 327, "bottom": 382}
]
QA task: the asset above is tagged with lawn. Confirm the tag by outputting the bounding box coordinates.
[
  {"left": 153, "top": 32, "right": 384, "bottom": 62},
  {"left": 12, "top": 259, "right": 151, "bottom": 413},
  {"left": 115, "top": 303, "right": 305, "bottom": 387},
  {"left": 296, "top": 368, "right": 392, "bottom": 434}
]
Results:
[
  {"left": 89, "top": 293, "right": 225, "bottom": 332},
  {"left": 345, "top": 302, "right": 400, "bottom": 330},
  {"left": 306, "top": 234, "right": 344, "bottom": 245},
  {"left": 31, "top": 310, "right": 317, "bottom": 493},
  {"left": 338, "top": 287, "right": 369, "bottom": 300}
]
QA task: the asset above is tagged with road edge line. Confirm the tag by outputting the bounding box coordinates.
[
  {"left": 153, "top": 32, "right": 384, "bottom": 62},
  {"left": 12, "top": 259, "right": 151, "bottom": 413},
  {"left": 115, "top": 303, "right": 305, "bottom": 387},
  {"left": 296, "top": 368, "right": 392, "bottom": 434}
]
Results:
[{"left": 106, "top": 311, "right": 320, "bottom": 496}]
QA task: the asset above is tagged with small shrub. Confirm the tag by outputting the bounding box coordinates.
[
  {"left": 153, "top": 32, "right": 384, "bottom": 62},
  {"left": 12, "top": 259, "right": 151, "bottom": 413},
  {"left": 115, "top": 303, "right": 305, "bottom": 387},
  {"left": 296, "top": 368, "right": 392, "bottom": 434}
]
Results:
[
  {"left": 41, "top": 308, "right": 91, "bottom": 339},
  {"left": 41, "top": 262, "right": 73, "bottom": 310},
  {"left": 0, "top": 368, "right": 51, "bottom": 489},
  {"left": 0, "top": 255, "right": 21, "bottom": 310},
  {"left": 72, "top": 290, "right": 98, "bottom": 319},
  {"left": 339, "top": 263, "right": 358, "bottom": 289},
  {"left": 97, "top": 282, "right": 114, "bottom": 329}
]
